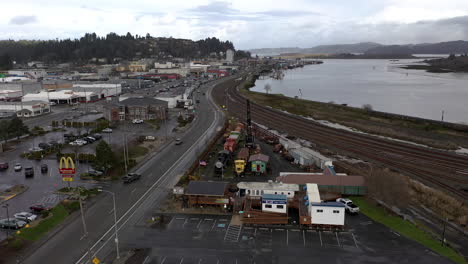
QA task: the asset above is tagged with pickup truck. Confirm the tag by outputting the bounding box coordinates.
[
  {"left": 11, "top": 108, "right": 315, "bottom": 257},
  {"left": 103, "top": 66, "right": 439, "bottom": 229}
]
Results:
[{"left": 336, "top": 198, "right": 360, "bottom": 214}]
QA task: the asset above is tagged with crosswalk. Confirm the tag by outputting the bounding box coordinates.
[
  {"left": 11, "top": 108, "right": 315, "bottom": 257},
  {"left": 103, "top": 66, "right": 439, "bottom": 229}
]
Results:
[{"left": 224, "top": 224, "right": 242, "bottom": 242}]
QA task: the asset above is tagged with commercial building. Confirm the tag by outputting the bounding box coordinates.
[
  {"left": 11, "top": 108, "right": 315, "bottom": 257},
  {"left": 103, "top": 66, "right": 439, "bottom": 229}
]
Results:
[
  {"left": 184, "top": 181, "right": 229, "bottom": 207},
  {"left": 261, "top": 194, "right": 287, "bottom": 214},
  {"left": 0, "top": 101, "right": 50, "bottom": 117},
  {"left": 0, "top": 82, "right": 42, "bottom": 95},
  {"left": 0, "top": 90, "right": 23, "bottom": 101},
  {"left": 226, "top": 49, "right": 234, "bottom": 63},
  {"left": 72, "top": 83, "right": 122, "bottom": 99},
  {"left": 310, "top": 202, "right": 345, "bottom": 226},
  {"left": 237, "top": 181, "right": 299, "bottom": 199},
  {"left": 105, "top": 97, "right": 168, "bottom": 121}
]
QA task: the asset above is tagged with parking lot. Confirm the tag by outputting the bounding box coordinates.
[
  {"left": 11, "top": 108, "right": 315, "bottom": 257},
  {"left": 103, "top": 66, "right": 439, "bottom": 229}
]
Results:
[{"left": 120, "top": 212, "right": 451, "bottom": 264}]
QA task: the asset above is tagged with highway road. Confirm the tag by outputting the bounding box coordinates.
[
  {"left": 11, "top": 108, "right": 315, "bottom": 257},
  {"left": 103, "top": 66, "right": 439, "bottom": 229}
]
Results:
[{"left": 15, "top": 77, "right": 231, "bottom": 264}]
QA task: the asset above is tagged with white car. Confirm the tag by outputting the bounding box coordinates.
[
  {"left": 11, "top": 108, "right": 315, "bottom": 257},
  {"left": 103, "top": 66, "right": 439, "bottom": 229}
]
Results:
[
  {"left": 145, "top": 135, "right": 156, "bottom": 141},
  {"left": 75, "top": 140, "right": 87, "bottom": 145},
  {"left": 336, "top": 198, "right": 360, "bottom": 214},
  {"left": 102, "top": 128, "right": 113, "bottom": 133},
  {"left": 14, "top": 163, "right": 22, "bottom": 171},
  {"left": 49, "top": 102, "right": 57, "bottom": 106},
  {"left": 132, "top": 119, "right": 144, "bottom": 124},
  {"left": 14, "top": 212, "right": 37, "bottom": 223}
]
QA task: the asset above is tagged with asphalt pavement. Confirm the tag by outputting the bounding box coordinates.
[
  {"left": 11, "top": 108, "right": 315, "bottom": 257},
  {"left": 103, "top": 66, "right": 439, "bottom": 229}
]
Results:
[{"left": 14, "top": 77, "right": 229, "bottom": 264}]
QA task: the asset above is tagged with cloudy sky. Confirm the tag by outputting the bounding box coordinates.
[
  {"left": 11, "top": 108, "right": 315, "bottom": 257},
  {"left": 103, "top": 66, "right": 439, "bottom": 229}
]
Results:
[{"left": 1, "top": 0, "right": 468, "bottom": 49}]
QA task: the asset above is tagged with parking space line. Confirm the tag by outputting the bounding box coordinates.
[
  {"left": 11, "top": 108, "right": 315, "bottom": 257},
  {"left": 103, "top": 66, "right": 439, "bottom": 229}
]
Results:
[
  {"left": 335, "top": 232, "right": 341, "bottom": 247},
  {"left": 216, "top": 260, "right": 220, "bottom": 264},
  {"left": 205, "top": 218, "right": 213, "bottom": 221},
  {"left": 219, "top": 219, "right": 227, "bottom": 221},
  {"left": 286, "top": 229, "right": 289, "bottom": 246},
  {"left": 319, "top": 231, "right": 323, "bottom": 246},
  {"left": 254, "top": 228, "right": 257, "bottom": 236},
  {"left": 190, "top": 217, "right": 199, "bottom": 220},
  {"left": 161, "top": 256, "right": 167, "bottom": 264},
  {"left": 182, "top": 218, "right": 188, "bottom": 228},
  {"left": 290, "top": 229, "right": 300, "bottom": 232},
  {"left": 351, "top": 233, "right": 358, "bottom": 248},
  {"left": 167, "top": 217, "right": 174, "bottom": 226},
  {"left": 259, "top": 228, "right": 268, "bottom": 231},
  {"left": 303, "top": 230, "right": 305, "bottom": 247},
  {"left": 131, "top": 188, "right": 136, "bottom": 194},
  {"left": 211, "top": 219, "right": 217, "bottom": 231},
  {"left": 176, "top": 218, "right": 185, "bottom": 220},
  {"left": 196, "top": 219, "right": 202, "bottom": 229},
  {"left": 275, "top": 228, "right": 284, "bottom": 231},
  {"left": 198, "top": 259, "right": 202, "bottom": 264},
  {"left": 244, "top": 227, "right": 253, "bottom": 230},
  {"left": 143, "top": 256, "right": 150, "bottom": 264},
  {"left": 179, "top": 257, "right": 184, "bottom": 264}
]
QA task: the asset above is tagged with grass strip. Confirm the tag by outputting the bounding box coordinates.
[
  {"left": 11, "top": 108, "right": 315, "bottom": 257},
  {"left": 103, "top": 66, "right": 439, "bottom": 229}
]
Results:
[
  {"left": 17, "top": 204, "right": 69, "bottom": 241},
  {"left": 352, "top": 197, "right": 466, "bottom": 264}
]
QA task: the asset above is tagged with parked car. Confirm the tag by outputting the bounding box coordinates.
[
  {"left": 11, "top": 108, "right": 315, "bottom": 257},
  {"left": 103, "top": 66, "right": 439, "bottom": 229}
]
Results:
[
  {"left": 145, "top": 136, "right": 156, "bottom": 141},
  {"left": 38, "top": 143, "right": 50, "bottom": 150},
  {"left": 88, "top": 169, "right": 103, "bottom": 177},
  {"left": 69, "top": 141, "right": 80, "bottom": 146},
  {"left": 102, "top": 128, "right": 113, "bottom": 133},
  {"left": 132, "top": 119, "right": 144, "bottom": 124},
  {"left": 49, "top": 102, "right": 57, "bottom": 106},
  {"left": 0, "top": 218, "right": 27, "bottom": 229},
  {"left": 14, "top": 212, "right": 37, "bottom": 223},
  {"left": 175, "top": 138, "right": 183, "bottom": 145},
  {"left": 336, "top": 198, "right": 360, "bottom": 214},
  {"left": 41, "top": 164, "right": 48, "bottom": 173},
  {"left": 24, "top": 167, "right": 34, "bottom": 177},
  {"left": 0, "top": 162, "right": 8, "bottom": 170},
  {"left": 14, "top": 163, "right": 22, "bottom": 171},
  {"left": 29, "top": 204, "right": 50, "bottom": 212},
  {"left": 75, "top": 139, "right": 88, "bottom": 145},
  {"left": 92, "top": 134, "right": 102, "bottom": 140},
  {"left": 122, "top": 173, "right": 141, "bottom": 183},
  {"left": 28, "top": 147, "right": 43, "bottom": 152},
  {"left": 83, "top": 137, "right": 95, "bottom": 143}
]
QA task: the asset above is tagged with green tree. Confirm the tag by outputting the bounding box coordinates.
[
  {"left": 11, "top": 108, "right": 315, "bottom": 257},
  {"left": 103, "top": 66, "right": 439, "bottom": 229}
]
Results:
[
  {"left": 8, "top": 117, "right": 29, "bottom": 139},
  {"left": 0, "top": 120, "right": 10, "bottom": 143},
  {"left": 94, "top": 141, "right": 115, "bottom": 171}
]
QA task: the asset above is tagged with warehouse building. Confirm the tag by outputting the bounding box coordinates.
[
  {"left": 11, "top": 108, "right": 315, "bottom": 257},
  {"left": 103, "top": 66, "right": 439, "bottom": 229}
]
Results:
[
  {"left": 72, "top": 83, "right": 122, "bottom": 98},
  {"left": 310, "top": 202, "right": 345, "bottom": 226},
  {"left": 22, "top": 90, "right": 79, "bottom": 104},
  {"left": 0, "top": 101, "right": 50, "bottom": 117},
  {"left": 184, "top": 181, "right": 229, "bottom": 207}
]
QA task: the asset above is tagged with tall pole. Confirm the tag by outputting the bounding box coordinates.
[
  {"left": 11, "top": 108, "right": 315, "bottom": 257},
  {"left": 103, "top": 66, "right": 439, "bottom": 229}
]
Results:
[
  {"left": 100, "top": 190, "right": 120, "bottom": 259},
  {"left": 3, "top": 204, "right": 10, "bottom": 242},
  {"left": 122, "top": 125, "right": 128, "bottom": 173},
  {"left": 441, "top": 217, "right": 448, "bottom": 246},
  {"left": 78, "top": 188, "right": 88, "bottom": 237},
  {"left": 441, "top": 110, "right": 444, "bottom": 122}
]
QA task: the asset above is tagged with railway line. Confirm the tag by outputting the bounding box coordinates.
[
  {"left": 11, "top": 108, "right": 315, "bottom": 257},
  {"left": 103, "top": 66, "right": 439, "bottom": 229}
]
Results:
[{"left": 213, "top": 77, "right": 468, "bottom": 201}]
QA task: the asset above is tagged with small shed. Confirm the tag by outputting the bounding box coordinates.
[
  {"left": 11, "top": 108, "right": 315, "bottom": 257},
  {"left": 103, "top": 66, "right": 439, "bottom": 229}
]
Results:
[
  {"left": 262, "top": 194, "right": 287, "bottom": 214},
  {"left": 289, "top": 147, "right": 332, "bottom": 168},
  {"left": 249, "top": 154, "right": 269, "bottom": 175},
  {"left": 310, "top": 202, "right": 345, "bottom": 226},
  {"left": 185, "top": 181, "right": 229, "bottom": 207}
]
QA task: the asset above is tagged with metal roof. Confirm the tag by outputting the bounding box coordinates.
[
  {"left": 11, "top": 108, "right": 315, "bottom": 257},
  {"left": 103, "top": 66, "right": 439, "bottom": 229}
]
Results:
[
  {"left": 120, "top": 97, "right": 168, "bottom": 106},
  {"left": 237, "top": 182, "right": 299, "bottom": 192},
  {"left": 276, "top": 174, "right": 365, "bottom": 187},
  {"left": 248, "top": 153, "right": 270, "bottom": 163},
  {"left": 311, "top": 202, "right": 345, "bottom": 208},
  {"left": 186, "top": 181, "right": 228, "bottom": 196}
]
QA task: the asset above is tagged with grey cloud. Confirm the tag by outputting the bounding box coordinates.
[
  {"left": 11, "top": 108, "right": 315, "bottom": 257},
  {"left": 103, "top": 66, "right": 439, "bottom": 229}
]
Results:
[
  {"left": 9, "top": 15, "right": 38, "bottom": 25},
  {"left": 257, "top": 10, "right": 322, "bottom": 17},
  {"left": 189, "top": 1, "right": 238, "bottom": 14}
]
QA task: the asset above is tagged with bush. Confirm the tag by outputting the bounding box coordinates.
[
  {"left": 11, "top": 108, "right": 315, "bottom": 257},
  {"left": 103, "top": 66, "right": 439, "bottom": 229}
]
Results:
[
  {"left": 8, "top": 238, "right": 24, "bottom": 251},
  {"left": 62, "top": 200, "right": 80, "bottom": 213},
  {"left": 40, "top": 210, "right": 50, "bottom": 218}
]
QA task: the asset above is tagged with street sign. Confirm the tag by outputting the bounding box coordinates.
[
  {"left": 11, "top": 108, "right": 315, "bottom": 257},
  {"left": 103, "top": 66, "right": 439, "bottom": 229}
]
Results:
[
  {"left": 62, "top": 177, "right": 73, "bottom": 182},
  {"left": 59, "top": 157, "right": 76, "bottom": 174},
  {"left": 92, "top": 257, "right": 100, "bottom": 264}
]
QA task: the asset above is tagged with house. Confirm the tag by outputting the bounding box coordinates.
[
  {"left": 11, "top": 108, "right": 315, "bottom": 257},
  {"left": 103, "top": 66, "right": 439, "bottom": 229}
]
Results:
[
  {"left": 105, "top": 97, "right": 168, "bottom": 121},
  {"left": 184, "top": 181, "right": 229, "bottom": 207},
  {"left": 237, "top": 181, "right": 299, "bottom": 199},
  {"left": 262, "top": 194, "right": 287, "bottom": 214}
]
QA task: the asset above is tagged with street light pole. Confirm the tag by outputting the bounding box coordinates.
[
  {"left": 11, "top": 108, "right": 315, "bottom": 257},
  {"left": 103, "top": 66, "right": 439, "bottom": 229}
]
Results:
[
  {"left": 99, "top": 189, "right": 120, "bottom": 259},
  {"left": 2, "top": 204, "right": 10, "bottom": 242}
]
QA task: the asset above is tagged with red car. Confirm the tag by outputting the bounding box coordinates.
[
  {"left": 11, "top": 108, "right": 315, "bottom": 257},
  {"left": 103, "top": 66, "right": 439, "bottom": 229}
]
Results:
[
  {"left": 29, "top": 204, "right": 50, "bottom": 212},
  {"left": 0, "top": 162, "right": 8, "bottom": 171}
]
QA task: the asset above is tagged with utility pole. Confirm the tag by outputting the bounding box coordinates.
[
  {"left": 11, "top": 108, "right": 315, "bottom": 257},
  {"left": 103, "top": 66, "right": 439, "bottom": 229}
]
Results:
[
  {"left": 122, "top": 121, "right": 128, "bottom": 173},
  {"left": 441, "top": 217, "right": 448, "bottom": 246},
  {"left": 441, "top": 110, "right": 444, "bottom": 122},
  {"left": 99, "top": 190, "right": 120, "bottom": 259},
  {"left": 2, "top": 204, "right": 10, "bottom": 242},
  {"left": 78, "top": 188, "right": 88, "bottom": 238}
]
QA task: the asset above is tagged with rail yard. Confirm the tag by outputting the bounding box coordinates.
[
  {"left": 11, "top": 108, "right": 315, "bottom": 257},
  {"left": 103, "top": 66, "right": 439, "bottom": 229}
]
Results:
[{"left": 212, "top": 76, "right": 468, "bottom": 202}]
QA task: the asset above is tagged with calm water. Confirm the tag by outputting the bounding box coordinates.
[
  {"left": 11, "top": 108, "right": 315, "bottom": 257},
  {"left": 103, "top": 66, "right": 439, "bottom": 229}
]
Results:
[{"left": 252, "top": 59, "right": 468, "bottom": 123}]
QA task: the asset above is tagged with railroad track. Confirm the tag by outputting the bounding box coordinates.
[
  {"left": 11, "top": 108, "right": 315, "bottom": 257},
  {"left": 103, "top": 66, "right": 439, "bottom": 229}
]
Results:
[{"left": 213, "top": 77, "right": 468, "bottom": 201}]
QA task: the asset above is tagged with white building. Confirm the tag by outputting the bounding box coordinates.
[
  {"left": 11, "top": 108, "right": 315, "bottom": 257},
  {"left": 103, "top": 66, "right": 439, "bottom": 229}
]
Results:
[
  {"left": 0, "top": 76, "right": 30, "bottom": 83},
  {"left": 22, "top": 90, "right": 78, "bottom": 105},
  {"left": 226, "top": 49, "right": 234, "bottom": 63},
  {"left": 305, "top": 183, "right": 321, "bottom": 216},
  {"left": 0, "top": 90, "right": 23, "bottom": 101},
  {"left": 310, "top": 202, "right": 345, "bottom": 226},
  {"left": 154, "top": 62, "right": 175, "bottom": 69},
  {"left": 72, "top": 83, "right": 122, "bottom": 98},
  {"left": 8, "top": 69, "right": 47, "bottom": 79},
  {"left": 237, "top": 181, "right": 300, "bottom": 199},
  {"left": 0, "top": 101, "right": 50, "bottom": 117},
  {"left": 157, "top": 68, "right": 190, "bottom": 77},
  {"left": 261, "top": 194, "right": 287, "bottom": 214}
]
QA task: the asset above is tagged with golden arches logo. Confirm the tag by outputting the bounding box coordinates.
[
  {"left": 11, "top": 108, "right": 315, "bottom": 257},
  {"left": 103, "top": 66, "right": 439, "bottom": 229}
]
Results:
[{"left": 59, "top": 157, "right": 76, "bottom": 174}]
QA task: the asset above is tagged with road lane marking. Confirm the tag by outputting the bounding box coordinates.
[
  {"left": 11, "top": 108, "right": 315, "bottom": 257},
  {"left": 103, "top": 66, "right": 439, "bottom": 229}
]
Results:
[
  {"left": 161, "top": 256, "right": 167, "bottom": 264},
  {"left": 352, "top": 233, "right": 358, "bottom": 248},
  {"left": 143, "top": 256, "right": 150, "bottom": 264},
  {"left": 303, "top": 230, "right": 306, "bottom": 247},
  {"left": 335, "top": 232, "right": 341, "bottom": 247},
  {"left": 319, "top": 231, "right": 323, "bottom": 246}
]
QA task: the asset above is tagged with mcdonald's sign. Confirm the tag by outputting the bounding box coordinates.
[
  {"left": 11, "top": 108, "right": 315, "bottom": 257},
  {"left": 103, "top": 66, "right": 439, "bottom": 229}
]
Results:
[{"left": 59, "top": 157, "right": 76, "bottom": 174}]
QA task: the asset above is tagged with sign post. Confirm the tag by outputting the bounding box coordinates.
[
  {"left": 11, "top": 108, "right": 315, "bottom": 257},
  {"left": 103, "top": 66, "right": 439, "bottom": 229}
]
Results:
[{"left": 59, "top": 157, "right": 76, "bottom": 188}]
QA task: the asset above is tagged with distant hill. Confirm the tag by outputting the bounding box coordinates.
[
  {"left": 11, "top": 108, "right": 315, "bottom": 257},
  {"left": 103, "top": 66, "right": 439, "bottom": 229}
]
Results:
[
  {"left": 365, "top": 40, "right": 468, "bottom": 55},
  {"left": 248, "top": 47, "right": 303, "bottom": 56},
  {"left": 302, "top": 42, "right": 382, "bottom": 54}
]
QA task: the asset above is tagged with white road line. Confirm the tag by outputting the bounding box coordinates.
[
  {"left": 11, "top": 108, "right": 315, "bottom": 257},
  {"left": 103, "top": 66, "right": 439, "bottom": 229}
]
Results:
[
  {"left": 335, "top": 232, "right": 341, "bottom": 247},
  {"left": 190, "top": 217, "right": 199, "bottom": 220},
  {"left": 161, "top": 256, "right": 167, "bottom": 264},
  {"left": 286, "top": 229, "right": 289, "bottom": 246},
  {"left": 75, "top": 80, "right": 224, "bottom": 264},
  {"left": 176, "top": 217, "right": 185, "bottom": 220},
  {"left": 319, "top": 231, "right": 323, "bottom": 246},
  {"left": 131, "top": 188, "right": 136, "bottom": 194},
  {"left": 259, "top": 228, "right": 268, "bottom": 231},
  {"left": 108, "top": 208, "right": 114, "bottom": 214},
  {"left": 303, "top": 230, "right": 306, "bottom": 247},
  {"left": 182, "top": 218, "right": 188, "bottom": 228},
  {"left": 143, "top": 256, "right": 150, "bottom": 264},
  {"left": 254, "top": 228, "right": 257, "bottom": 236},
  {"left": 196, "top": 219, "right": 202, "bottom": 229},
  {"left": 275, "top": 228, "right": 284, "bottom": 231},
  {"left": 198, "top": 259, "right": 202, "bottom": 264},
  {"left": 211, "top": 219, "right": 217, "bottom": 231},
  {"left": 216, "top": 260, "right": 219, "bottom": 264},
  {"left": 179, "top": 257, "right": 184, "bottom": 264},
  {"left": 351, "top": 233, "right": 358, "bottom": 248}
]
